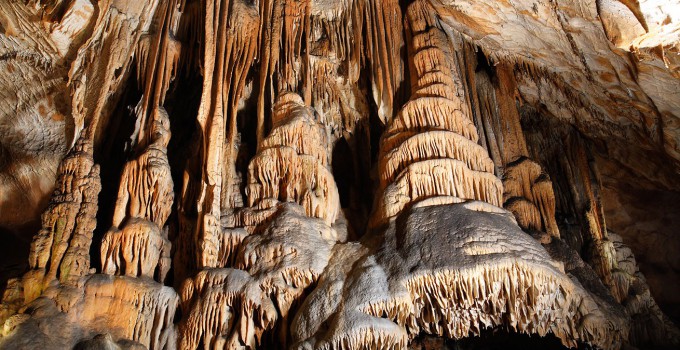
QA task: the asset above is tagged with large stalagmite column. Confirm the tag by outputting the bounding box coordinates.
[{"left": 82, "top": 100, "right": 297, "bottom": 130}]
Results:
[{"left": 372, "top": 0, "right": 502, "bottom": 226}]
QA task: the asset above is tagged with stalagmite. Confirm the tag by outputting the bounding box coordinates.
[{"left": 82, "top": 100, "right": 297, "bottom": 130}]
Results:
[
  {"left": 215, "top": 92, "right": 341, "bottom": 265},
  {"left": 1, "top": 0, "right": 679, "bottom": 349},
  {"left": 23, "top": 135, "right": 100, "bottom": 303},
  {"left": 246, "top": 93, "right": 340, "bottom": 224},
  {"left": 503, "top": 157, "right": 560, "bottom": 237},
  {"left": 179, "top": 203, "right": 340, "bottom": 349},
  {"left": 179, "top": 92, "right": 344, "bottom": 348},
  {"left": 372, "top": 0, "right": 503, "bottom": 227},
  {"left": 101, "top": 108, "right": 174, "bottom": 281},
  {"left": 292, "top": 201, "right": 629, "bottom": 350}
]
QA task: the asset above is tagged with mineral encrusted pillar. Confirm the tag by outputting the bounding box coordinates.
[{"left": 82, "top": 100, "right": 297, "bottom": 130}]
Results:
[
  {"left": 217, "top": 91, "right": 342, "bottom": 262},
  {"left": 372, "top": 0, "right": 502, "bottom": 226},
  {"left": 246, "top": 93, "right": 340, "bottom": 224},
  {"left": 22, "top": 135, "right": 100, "bottom": 303}
]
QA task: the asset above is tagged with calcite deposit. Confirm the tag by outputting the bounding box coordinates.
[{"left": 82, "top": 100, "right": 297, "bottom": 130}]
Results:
[{"left": 1, "top": 0, "right": 679, "bottom": 349}]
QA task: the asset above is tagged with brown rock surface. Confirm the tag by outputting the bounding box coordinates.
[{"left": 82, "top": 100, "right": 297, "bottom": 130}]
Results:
[{"left": 0, "top": 0, "right": 679, "bottom": 349}]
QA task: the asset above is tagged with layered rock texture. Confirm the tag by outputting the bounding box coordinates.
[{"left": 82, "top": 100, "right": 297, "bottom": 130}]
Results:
[{"left": 0, "top": 0, "right": 679, "bottom": 349}]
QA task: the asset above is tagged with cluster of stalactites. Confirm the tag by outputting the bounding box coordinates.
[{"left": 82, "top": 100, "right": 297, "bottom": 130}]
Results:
[
  {"left": 178, "top": 0, "right": 261, "bottom": 271},
  {"left": 255, "top": 0, "right": 403, "bottom": 136},
  {"left": 246, "top": 93, "right": 340, "bottom": 225},
  {"left": 132, "top": 0, "right": 182, "bottom": 149},
  {"left": 503, "top": 157, "right": 560, "bottom": 238},
  {"left": 470, "top": 62, "right": 561, "bottom": 240},
  {"left": 361, "top": 263, "right": 623, "bottom": 349},
  {"left": 372, "top": 0, "right": 502, "bottom": 226}
]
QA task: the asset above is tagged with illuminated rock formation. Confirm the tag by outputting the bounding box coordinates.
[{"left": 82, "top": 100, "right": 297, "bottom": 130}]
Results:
[
  {"left": 1, "top": 1, "right": 180, "bottom": 348},
  {"left": 245, "top": 93, "right": 340, "bottom": 225},
  {"left": 179, "top": 203, "right": 340, "bottom": 349},
  {"left": 288, "top": 2, "right": 630, "bottom": 349},
  {"left": 179, "top": 94, "right": 343, "bottom": 348},
  {"left": 100, "top": 108, "right": 174, "bottom": 282},
  {"left": 1, "top": 275, "right": 178, "bottom": 350},
  {"left": 373, "top": 0, "right": 503, "bottom": 226},
  {"left": 0, "top": 0, "right": 679, "bottom": 349},
  {"left": 293, "top": 202, "right": 628, "bottom": 349},
  {"left": 22, "top": 135, "right": 100, "bottom": 304},
  {"left": 471, "top": 64, "right": 560, "bottom": 238}
]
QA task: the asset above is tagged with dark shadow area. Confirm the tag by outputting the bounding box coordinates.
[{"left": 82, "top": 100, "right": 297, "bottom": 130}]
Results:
[
  {"left": 409, "top": 329, "right": 581, "bottom": 350},
  {"left": 332, "top": 137, "right": 353, "bottom": 209},
  {"left": 0, "top": 225, "right": 33, "bottom": 296}
]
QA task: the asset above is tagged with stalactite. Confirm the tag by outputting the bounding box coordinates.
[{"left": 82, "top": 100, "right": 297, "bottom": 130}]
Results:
[
  {"left": 68, "top": 0, "right": 161, "bottom": 144},
  {"left": 362, "top": 0, "right": 404, "bottom": 125},
  {"left": 1, "top": 0, "right": 679, "bottom": 349},
  {"left": 469, "top": 62, "right": 561, "bottom": 239},
  {"left": 178, "top": 0, "right": 260, "bottom": 270},
  {"left": 131, "top": 0, "right": 181, "bottom": 149}
]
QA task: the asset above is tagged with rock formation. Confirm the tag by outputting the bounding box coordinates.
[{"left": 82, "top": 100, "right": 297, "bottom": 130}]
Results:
[
  {"left": 0, "top": 0, "right": 679, "bottom": 349},
  {"left": 288, "top": 3, "right": 628, "bottom": 349},
  {"left": 178, "top": 92, "right": 344, "bottom": 348}
]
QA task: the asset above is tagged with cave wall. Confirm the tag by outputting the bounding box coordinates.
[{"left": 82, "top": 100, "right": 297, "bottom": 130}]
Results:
[{"left": 0, "top": 0, "right": 679, "bottom": 349}]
